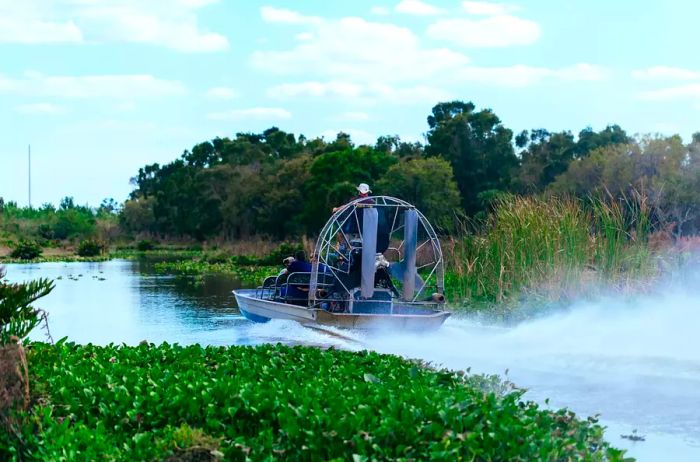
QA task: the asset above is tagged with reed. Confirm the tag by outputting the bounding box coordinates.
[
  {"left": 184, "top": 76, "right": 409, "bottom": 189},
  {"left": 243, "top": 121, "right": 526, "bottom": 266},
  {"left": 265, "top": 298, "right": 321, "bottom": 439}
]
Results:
[{"left": 445, "top": 194, "right": 658, "bottom": 310}]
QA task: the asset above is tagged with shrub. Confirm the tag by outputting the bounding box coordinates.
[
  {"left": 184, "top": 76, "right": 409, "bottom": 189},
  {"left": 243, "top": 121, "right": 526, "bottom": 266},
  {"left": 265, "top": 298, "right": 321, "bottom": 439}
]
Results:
[
  {"left": 76, "top": 239, "right": 105, "bottom": 257},
  {"left": 10, "top": 240, "right": 43, "bottom": 260},
  {"left": 36, "top": 224, "right": 55, "bottom": 240},
  {"left": 136, "top": 239, "right": 155, "bottom": 251}
]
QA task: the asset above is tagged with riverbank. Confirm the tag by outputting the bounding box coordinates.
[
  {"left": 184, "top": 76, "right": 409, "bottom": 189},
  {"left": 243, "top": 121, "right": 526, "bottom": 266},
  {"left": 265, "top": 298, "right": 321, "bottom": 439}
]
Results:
[{"left": 2, "top": 341, "right": 629, "bottom": 461}]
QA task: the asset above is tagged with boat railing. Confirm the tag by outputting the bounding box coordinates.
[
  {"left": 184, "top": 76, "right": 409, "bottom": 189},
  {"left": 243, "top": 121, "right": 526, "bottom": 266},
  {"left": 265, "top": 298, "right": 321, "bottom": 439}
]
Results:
[{"left": 257, "top": 272, "right": 335, "bottom": 306}]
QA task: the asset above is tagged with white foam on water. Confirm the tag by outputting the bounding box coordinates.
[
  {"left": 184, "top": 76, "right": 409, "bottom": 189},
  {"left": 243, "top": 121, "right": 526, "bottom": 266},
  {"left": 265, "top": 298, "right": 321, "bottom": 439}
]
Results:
[
  {"left": 240, "top": 319, "right": 359, "bottom": 349},
  {"left": 348, "top": 283, "right": 700, "bottom": 461}
]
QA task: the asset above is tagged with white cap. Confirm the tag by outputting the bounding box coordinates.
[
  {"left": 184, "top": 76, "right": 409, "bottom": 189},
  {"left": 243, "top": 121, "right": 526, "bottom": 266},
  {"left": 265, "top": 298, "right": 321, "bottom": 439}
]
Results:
[{"left": 357, "top": 183, "right": 371, "bottom": 194}]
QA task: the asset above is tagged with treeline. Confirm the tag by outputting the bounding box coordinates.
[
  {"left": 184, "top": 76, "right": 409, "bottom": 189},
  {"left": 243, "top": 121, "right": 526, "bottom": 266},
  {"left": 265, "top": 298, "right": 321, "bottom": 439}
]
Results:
[
  {"left": 4, "top": 100, "right": 700, "bottom": 245},
  {"left": 122, "top": 100, "right": 700, "bottom": 240},
  {"left": 0, "top": 197, "right": 119, "bottom": 247}
]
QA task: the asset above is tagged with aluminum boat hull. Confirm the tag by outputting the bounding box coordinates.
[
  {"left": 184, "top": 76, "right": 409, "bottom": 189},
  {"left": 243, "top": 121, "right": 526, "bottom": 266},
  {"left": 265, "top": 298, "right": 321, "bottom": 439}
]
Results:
[{"left": 233, "top": 289, "right": 450, "bottom": 331}]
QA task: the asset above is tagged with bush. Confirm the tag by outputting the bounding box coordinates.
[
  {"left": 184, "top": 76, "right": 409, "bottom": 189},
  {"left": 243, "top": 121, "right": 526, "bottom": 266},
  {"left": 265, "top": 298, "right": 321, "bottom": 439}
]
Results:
[
  {"left": 231, "top": 242, "right": 304, "bottom": 266},
  {"left": 136, "top": 240, "right": 155, "bottom": 251},
  {"left": 36, "top": 223, "right": 55, "bottom": 240},
  {"left": 10, "top": 240, "right": 43, "bottom": 260},
  {"left": 76, "top": 239, "right": 105, "bottom": 257}
]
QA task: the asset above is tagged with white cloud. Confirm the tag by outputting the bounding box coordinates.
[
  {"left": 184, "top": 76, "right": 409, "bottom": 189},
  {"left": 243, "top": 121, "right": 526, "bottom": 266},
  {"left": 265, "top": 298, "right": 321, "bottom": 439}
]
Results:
[
  {"left": 0, "top": 1, "right": 228, "bottom": 52},
  {"left": 394, "top": 0, "right": 446, "bottom": 16},
  {"left": 427, "top": 16, "right": 541, "bottom": 47},
  {"left": 295, "top": 32, "right": 314, "bottom": 41},
  {"left": 267, "top": 81, "right": 450, "bottom": 103},
  {"left": 206, "top": 86, "right": 238, "bottom": 99},
  {"left": 370, "top": 6, "right": 391, "bottom": 15},
  {"left": 456, "top": 63, "right": 606, "bottom": 87},
  {"left": 0, "top": 72, "right": 186, "bottom": 98},
  {"left": 462, "top": 1, "right": 519, "bottom": 16},
  {"left": 15, "top": 103, "right": 66, "bottom": 115},
  {"left": 260, "top": 6, "right": 322, "bottom": 25},
  {"left": 207, "top": 107, "right": 292, "bottom": 120},
  {"left": 269, "top": 81, "right": 363, "bottom": 99},
  {"left": 632, "top": 66, "right": 700, "bottom": 81},
  {"left": 252, "top": 13, "right": 470, "bottom": 82},
  {"left": 339, "top": 111, "right": 371, "bottom": 121},
  {"left": 640, "top": 84, "right": 700, "bottom": 101},
  {"left": 0, "top": 17, "right": 83, "bottom": 44}
]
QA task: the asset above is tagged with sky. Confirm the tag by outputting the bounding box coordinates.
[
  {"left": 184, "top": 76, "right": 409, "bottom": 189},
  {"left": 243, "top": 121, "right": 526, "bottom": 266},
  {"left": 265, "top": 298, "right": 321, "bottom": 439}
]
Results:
[{"left": 1, "top": 0, "right": 700, "bottom": 207}]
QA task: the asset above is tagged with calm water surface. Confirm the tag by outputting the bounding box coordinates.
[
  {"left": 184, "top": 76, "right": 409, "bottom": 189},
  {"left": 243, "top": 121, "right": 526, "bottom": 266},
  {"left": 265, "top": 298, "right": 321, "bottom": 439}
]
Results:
[
  {"left": 4, "top": 259, "right": 297, "bottom": 346},
  {"left": 4, "top": 260, "right": 700, "bottom": 461}
]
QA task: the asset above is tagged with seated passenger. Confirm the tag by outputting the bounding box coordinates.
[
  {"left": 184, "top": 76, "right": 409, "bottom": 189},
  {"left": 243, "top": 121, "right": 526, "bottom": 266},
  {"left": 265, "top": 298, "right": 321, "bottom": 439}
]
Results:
[
  {"left": 287, "top": 250, "right": 312, "bottom": 273},
  {"left": 276, "top": 256, "right": 294, "bottom": 284}
]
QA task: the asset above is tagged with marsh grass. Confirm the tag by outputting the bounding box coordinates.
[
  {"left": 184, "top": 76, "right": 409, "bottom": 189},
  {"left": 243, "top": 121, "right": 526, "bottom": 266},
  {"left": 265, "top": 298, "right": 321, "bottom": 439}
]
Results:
[{"left": 445, "top": 195, "right": 659, "bottom": 310}]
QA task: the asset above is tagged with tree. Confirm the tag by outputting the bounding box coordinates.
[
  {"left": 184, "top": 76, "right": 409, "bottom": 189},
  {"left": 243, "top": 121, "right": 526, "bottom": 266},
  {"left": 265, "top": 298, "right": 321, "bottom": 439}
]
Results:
[
  {"left": 515, "top": 129, "right": 576, "bottom": 193},
  {"left": 302, "top": 147, "right": 398, "bottom": 231},
  {"left": 120, "top": 197, "right": 156, "bottom": 234},
  {"left": 425, "top": 101, "right": 518, "bottom": 215},
  {"left": 375, "top": 135, "right": 424, "bottom": 159},
  {"left": 573, "top": 124, "right": 630, "bottom": 159},
  {"left": 376, "top": 158, "right": 462, "bottom": 232}
]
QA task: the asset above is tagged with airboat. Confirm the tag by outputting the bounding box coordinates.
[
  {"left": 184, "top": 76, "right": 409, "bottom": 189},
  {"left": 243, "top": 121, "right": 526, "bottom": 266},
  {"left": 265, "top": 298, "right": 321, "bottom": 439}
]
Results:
[{"left": 233, "top": 196, "right": 450, "bottom": 331}]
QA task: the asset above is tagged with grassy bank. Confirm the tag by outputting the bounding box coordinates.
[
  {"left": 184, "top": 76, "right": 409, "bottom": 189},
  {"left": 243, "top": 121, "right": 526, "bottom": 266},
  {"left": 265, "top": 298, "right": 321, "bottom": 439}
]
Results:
[
  {"left": 443, "top": 195, "right": 666, "bottom": 313},
  {"left": 3, "top": 342, "right": 629, "bottom": 461},
  {"left": 3, "top": 194, "right": 682, "bottom": 317}
]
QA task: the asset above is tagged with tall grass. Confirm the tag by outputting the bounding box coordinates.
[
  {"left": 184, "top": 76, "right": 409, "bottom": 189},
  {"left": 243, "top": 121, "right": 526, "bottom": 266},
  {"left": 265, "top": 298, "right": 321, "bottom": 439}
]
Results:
[{"left": 445, "top": 195, "right": 658, "bottom": 309}]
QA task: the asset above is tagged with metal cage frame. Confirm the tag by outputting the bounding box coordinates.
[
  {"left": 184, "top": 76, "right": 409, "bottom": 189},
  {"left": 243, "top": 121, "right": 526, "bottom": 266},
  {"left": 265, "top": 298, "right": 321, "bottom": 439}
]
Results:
[{"left": 308, "top": 195, "right": 444, "bottom": 308}]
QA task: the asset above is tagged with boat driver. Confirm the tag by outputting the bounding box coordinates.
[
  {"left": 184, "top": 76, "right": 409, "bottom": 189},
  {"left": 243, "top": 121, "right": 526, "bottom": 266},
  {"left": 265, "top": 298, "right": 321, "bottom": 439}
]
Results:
[{"left": 332, "top": 183, "right": 373, "bottom": 213}]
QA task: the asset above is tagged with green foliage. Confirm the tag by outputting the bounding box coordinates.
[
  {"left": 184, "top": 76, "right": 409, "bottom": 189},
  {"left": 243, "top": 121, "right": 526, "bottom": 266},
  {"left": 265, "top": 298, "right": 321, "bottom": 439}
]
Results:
[
  {"left": 303, "top": 147, "right": 398, "bottom": 231},
  {"left": 445, "top": 195, "right": 655, "bottom": 309},
  {"left": 376, "top": 157, "right": 462, "bottom": 232},
  {"left": 76, "top": 239, "right": 105, "bottom": 257},
  {"left": 10, "top": 240, "right": 43, "bottom": 260},
  {"left": 136, "top": 239, "right": 155, "bottom": 251},
  {"left": 231, "top": 242, "right": 304, "bottom": 266},
  {"left": 515, "top": 129, "right": 576, "bottom": 193},
  {"left": 120, "top": 197, "right": 156, "bottom": 234},
  {"left": 426, "top": 101, "right": 519, "bottom": 216},
  {"left": 53, "top": 200, "right": 97, "bottom": 240},
  {"left": 0, "top": 197, "right": 109, "bottom": 251},
  {"left": 7, "top": 342, "right": 627, "bottom": 461},
  {"left": 0, "top": 266, "right": 54, "bottom": 344}
]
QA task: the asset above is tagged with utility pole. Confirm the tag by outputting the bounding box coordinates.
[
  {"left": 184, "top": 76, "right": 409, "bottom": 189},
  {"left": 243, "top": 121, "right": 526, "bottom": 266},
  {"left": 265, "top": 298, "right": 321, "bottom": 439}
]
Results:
[{"left": 28, "top": 144, "right": 32, "bottom": 208}]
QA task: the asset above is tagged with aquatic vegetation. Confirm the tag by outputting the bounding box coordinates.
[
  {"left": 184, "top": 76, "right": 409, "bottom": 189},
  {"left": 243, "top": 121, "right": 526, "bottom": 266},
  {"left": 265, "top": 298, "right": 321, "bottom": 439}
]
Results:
[
  {"left": 109, "top": 249, "right": 203, "bottom": 260},
  {"left": 153, "top": 260, "right": 276, "bottom": 286},
  {"left": 3, "top": 342, "right": 629, "bottom": 461},
  {"left": 0, "top": 255, "right": 109, "bottom": 264},
  {"left": 444, "top": 195, "right": 658, "bottom": 309}
]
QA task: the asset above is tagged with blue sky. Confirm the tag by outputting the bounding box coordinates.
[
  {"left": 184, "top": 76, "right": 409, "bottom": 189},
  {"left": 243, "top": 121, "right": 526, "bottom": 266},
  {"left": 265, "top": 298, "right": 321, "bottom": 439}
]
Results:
[{"left": 2, "top": 0, "right": 699, "bottom": 207}]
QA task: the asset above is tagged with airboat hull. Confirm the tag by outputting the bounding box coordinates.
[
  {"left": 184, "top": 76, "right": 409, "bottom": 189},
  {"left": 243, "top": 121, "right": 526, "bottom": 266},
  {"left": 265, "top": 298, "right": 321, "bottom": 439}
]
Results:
[{"left": 234, "top": 289, "right": 450, "bottom": 331}]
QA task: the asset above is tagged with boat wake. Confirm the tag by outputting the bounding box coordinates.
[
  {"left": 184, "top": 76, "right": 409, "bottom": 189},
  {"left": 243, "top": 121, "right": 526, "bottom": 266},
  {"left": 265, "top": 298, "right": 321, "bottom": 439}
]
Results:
[{"left": 233, "top": 280, "right": 700, "bottom": 459}]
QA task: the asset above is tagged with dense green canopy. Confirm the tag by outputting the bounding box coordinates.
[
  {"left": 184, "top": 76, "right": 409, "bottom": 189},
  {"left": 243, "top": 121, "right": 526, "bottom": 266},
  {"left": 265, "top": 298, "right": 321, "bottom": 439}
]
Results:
[{"left": 3, "top": 100, "right": 700, "bottom": 242}]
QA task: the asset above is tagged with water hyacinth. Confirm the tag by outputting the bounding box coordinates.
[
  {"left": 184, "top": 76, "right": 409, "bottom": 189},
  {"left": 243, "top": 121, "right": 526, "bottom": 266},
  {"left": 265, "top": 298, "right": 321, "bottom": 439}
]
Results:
[{"left": 3, "top": 342, "right": 629, "bottom": 461}]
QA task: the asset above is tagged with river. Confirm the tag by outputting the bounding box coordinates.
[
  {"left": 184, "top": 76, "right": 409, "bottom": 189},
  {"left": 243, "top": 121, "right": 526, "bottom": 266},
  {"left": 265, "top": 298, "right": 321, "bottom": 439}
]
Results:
[{"left": 4, "top": 259, "right": 700, "bottom": 461}]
